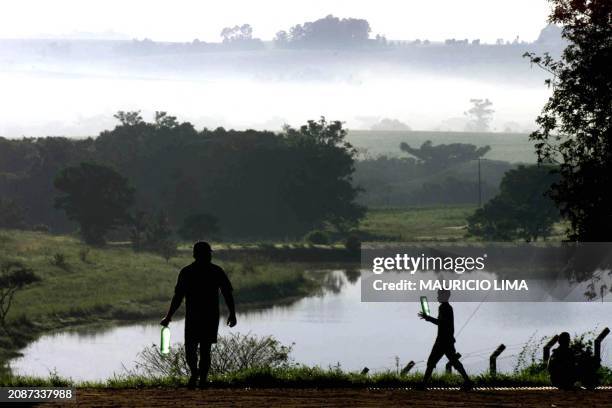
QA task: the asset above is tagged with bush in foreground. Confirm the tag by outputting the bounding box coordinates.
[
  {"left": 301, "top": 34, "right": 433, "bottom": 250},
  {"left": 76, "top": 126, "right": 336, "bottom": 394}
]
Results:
[{"left": 131, "top": 333, "right": 293, "bottom": 377}]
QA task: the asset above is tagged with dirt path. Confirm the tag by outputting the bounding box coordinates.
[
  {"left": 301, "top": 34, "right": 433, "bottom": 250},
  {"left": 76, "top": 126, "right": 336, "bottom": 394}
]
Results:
[{"left": 39, "top": 388, "right": 612, "bottom": 407}]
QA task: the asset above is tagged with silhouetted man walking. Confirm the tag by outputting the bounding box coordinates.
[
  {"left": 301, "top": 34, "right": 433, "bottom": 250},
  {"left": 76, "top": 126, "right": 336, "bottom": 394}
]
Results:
[
  {"left": 161, "top": 241, "right": 236, "bottom": 389},
  {"left": 418, "top": 289, "right": 472, "bottom": 390}
]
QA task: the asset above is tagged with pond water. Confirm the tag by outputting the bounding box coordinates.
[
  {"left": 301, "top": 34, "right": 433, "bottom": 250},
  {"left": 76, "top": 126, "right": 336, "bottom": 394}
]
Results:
[{"left": 10, "top": 271, "right": 612, "bottom": 381}]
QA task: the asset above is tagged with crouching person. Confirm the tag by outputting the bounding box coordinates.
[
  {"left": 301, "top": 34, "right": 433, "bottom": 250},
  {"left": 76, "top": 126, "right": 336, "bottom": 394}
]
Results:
[{"left": 548, "top": 332, "right": 577, "bottom": 390}]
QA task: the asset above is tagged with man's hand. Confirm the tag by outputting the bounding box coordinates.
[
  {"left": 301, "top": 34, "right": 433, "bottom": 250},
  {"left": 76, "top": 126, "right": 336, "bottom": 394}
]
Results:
[
  {"left": 160, "top": 316, "right": 171, "bottom": 327},
  {"left": 227, "top": 313, "right": 237, "bottom": 327},
  {"left": 418, "top": 312, "right": 429, "bottom": 321}
]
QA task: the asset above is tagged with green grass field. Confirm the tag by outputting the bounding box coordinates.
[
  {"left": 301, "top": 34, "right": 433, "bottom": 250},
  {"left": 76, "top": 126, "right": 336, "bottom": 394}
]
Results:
[
  {"left": 348, "top": 130, "right": 536, "bottom": 163},
  {"left": 359, "top": 206, "right": 477, "bottom": 241},
  {"left": 359, "top": 206, "right": 568, "bottom": 242},
  {"left": 0, "top": 230, "right": 317, "bottom": 326}
]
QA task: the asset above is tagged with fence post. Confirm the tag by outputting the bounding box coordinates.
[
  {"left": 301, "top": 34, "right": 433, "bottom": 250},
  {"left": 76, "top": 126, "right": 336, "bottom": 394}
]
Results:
[
  {"left": 543, "top": 335, "right": 559, "bottom": 362},
  {"left": 595, "top": 327, "right": 610, "bottom": 364},
  {"left": 489, "top": 344, "right": 506, "bottom": 376},
  {"left": 401, "top": 361, "right": 415, "bottom": 375},
  {"left": 445, "top": 353, "right": 461, "bottom": 374}
]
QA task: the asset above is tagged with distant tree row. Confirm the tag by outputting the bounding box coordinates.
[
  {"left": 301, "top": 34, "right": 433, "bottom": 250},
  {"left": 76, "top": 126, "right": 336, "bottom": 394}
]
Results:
[
  {"left": 111, "top": 19, "right": 563, "bottom": 55},
  {"left": 275, "top": 15, "right": 371, "bottom": 49}
]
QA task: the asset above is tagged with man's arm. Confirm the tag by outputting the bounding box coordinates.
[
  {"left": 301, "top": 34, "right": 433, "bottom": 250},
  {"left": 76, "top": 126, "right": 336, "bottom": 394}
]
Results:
[
  {"left": 222, "top": 286, "right": 237, "bottom": 327},
  {"left": 160, "top": 271, "right": 185, "bottom": 326},
  {"left": 219, "top": 268, "right": 237, "bottom": 327},
  {"left": 418, "top": 311, "right": 439, "bottom": 325}
]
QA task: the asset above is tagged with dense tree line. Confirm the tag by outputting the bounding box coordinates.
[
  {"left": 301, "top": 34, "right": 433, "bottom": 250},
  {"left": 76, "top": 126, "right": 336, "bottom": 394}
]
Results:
[{"left": 0, "top": 114, "right": 363, "bottom": 241}]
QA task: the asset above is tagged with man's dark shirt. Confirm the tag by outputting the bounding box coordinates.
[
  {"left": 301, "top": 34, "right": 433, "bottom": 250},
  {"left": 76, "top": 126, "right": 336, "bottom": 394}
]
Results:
[
  {"left": 436, "top": 302, "right": 455, "bottom": 343},
  {"left": 549, "top": 345, "right": 576, "bottom": 387},
  {"left": 174, "top": 261, "right": 232, "bottom": 343}
]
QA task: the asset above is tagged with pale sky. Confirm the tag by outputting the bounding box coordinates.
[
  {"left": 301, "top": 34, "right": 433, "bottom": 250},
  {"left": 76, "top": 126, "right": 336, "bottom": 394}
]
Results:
[{"left": 1, "top": 0, "right": 551, "bottom": 43}]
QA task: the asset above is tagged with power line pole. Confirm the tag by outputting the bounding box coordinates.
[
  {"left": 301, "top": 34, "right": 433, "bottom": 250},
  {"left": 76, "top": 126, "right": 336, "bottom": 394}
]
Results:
[{"left": 478, "top": 158, "right": 482, "bottom": 207}]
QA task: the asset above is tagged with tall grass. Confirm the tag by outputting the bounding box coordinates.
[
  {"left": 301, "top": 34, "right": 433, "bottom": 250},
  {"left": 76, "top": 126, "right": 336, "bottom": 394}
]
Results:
[
  {"left": 359, "top": 206, "right": 477, "bottom": 241},
  {"left": 4, "top": 365, "right": 611, "bottom": 388},
  {"left": 3, "top": 329, "right": 610, "bottom": 389}
]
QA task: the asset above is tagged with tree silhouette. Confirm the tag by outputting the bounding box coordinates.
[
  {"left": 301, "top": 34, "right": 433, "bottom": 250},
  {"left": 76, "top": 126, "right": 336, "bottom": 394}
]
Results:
[
  {"left": 279, "top": 15, "right": 371, "bottom": 48},
  {"left": 221, "top": 24, "right": 254, "bottom": 42},
  {"left": 145, "top": 211, "right": 177, "bottom": 262},
  {"left": 467, "top": 165, "right": 560, "bottom": 241},
  {"left": 464, "top": 99, "right": 495, "bottom": 132},
  {"left": 54, "top": 162, "right": 134, "bottom": 245},
  {"left": 154, "top": 111, "right": 179, "bottom": 129},
  {"left": 113, "top": 111, "right": 143, "bottom": 127},
  {"left": 0, "top": 262, "right": 40, "bottom": 334},
  {"left": 282, "top": 117, "right": 365, "bottom": 232},
  {"left": 400, "top": 140, "right": 490, "bottom": 170},
  {"left": 524, "top": 0, "right": 612, "bottom": 241}
]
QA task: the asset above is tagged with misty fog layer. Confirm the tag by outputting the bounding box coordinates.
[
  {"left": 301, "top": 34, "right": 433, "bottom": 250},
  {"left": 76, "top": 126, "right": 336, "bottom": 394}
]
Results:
[{"left": 0, "top": 41, "right": 552, "bottom": 137}]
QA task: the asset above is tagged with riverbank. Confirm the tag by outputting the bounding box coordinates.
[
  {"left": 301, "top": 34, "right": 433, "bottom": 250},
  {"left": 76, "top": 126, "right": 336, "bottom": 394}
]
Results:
[
  {"left": 0, "top": 206, "right": 475, "bottom": 362},
  {"left": 1, "top": 205, "right": 569, "bottom": 377},
  {"left": 0, "top": 230, "right": 338, "bottom": 370}
]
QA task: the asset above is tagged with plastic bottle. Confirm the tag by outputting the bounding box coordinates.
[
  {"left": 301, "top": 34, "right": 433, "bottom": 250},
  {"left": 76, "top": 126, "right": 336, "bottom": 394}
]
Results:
[
  {"left": 420, "top": 296, "right": 430, "bottom": 316},
  {"left": 160, "top": 326, "right": 171, "bottom": 354}
]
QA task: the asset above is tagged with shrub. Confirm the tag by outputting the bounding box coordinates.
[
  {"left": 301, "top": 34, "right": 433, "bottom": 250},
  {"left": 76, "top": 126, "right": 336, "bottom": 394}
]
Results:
[
  {"left": 131, "top": 332, "right": 293, "bottom": 377},
  {"left": 130, "top": 211, "right": 149, "bottom": 252},
  {"left": 50, "top": 253, "right": 68, "bottom": 269},
  {"left": 304, "top": 230, "right": 330, "bottom": 245},
  {"left": 256, "top": 242, "right": 276, "bottom": 251},
  {"left": 344, "top": 233, "right": 361, "bottom": 252},
  {"left": 78, "top": 248, "right": 91, "bottom": 263},
  {"left": 143, "top": 212, "right": 177, "bottom": 261},
  {"left": 32, "top": 224, "right": 50, "bottom": 233},
  {"left": 0, "top": 199, "right": 26, "bottom": 230}
]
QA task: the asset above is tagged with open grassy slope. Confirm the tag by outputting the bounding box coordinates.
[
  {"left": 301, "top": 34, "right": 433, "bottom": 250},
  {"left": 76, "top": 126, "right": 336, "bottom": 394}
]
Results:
[{"left": 348, "top": 130, "right": 536, "bottom": 163}]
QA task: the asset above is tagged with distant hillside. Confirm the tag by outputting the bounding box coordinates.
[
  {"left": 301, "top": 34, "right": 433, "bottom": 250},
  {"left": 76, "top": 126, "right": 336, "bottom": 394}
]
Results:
[{"left": 348, "top": 130, "right": 536, "bottom": 163}]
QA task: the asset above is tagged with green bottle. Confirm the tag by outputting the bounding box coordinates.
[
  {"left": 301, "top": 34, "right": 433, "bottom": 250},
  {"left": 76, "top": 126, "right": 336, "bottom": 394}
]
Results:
[
  {"left": 160, "top": 326, "right": 171, "bottom": 354},
  {"left": 420, "top": 296, "right": 430, "bottom": 316}
]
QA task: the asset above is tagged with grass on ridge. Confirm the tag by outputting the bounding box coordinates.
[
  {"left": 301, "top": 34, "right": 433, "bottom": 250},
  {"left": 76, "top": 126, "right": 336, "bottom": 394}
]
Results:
[{"left": 0, "top": 366, "right": 562, "bottom": 389}]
